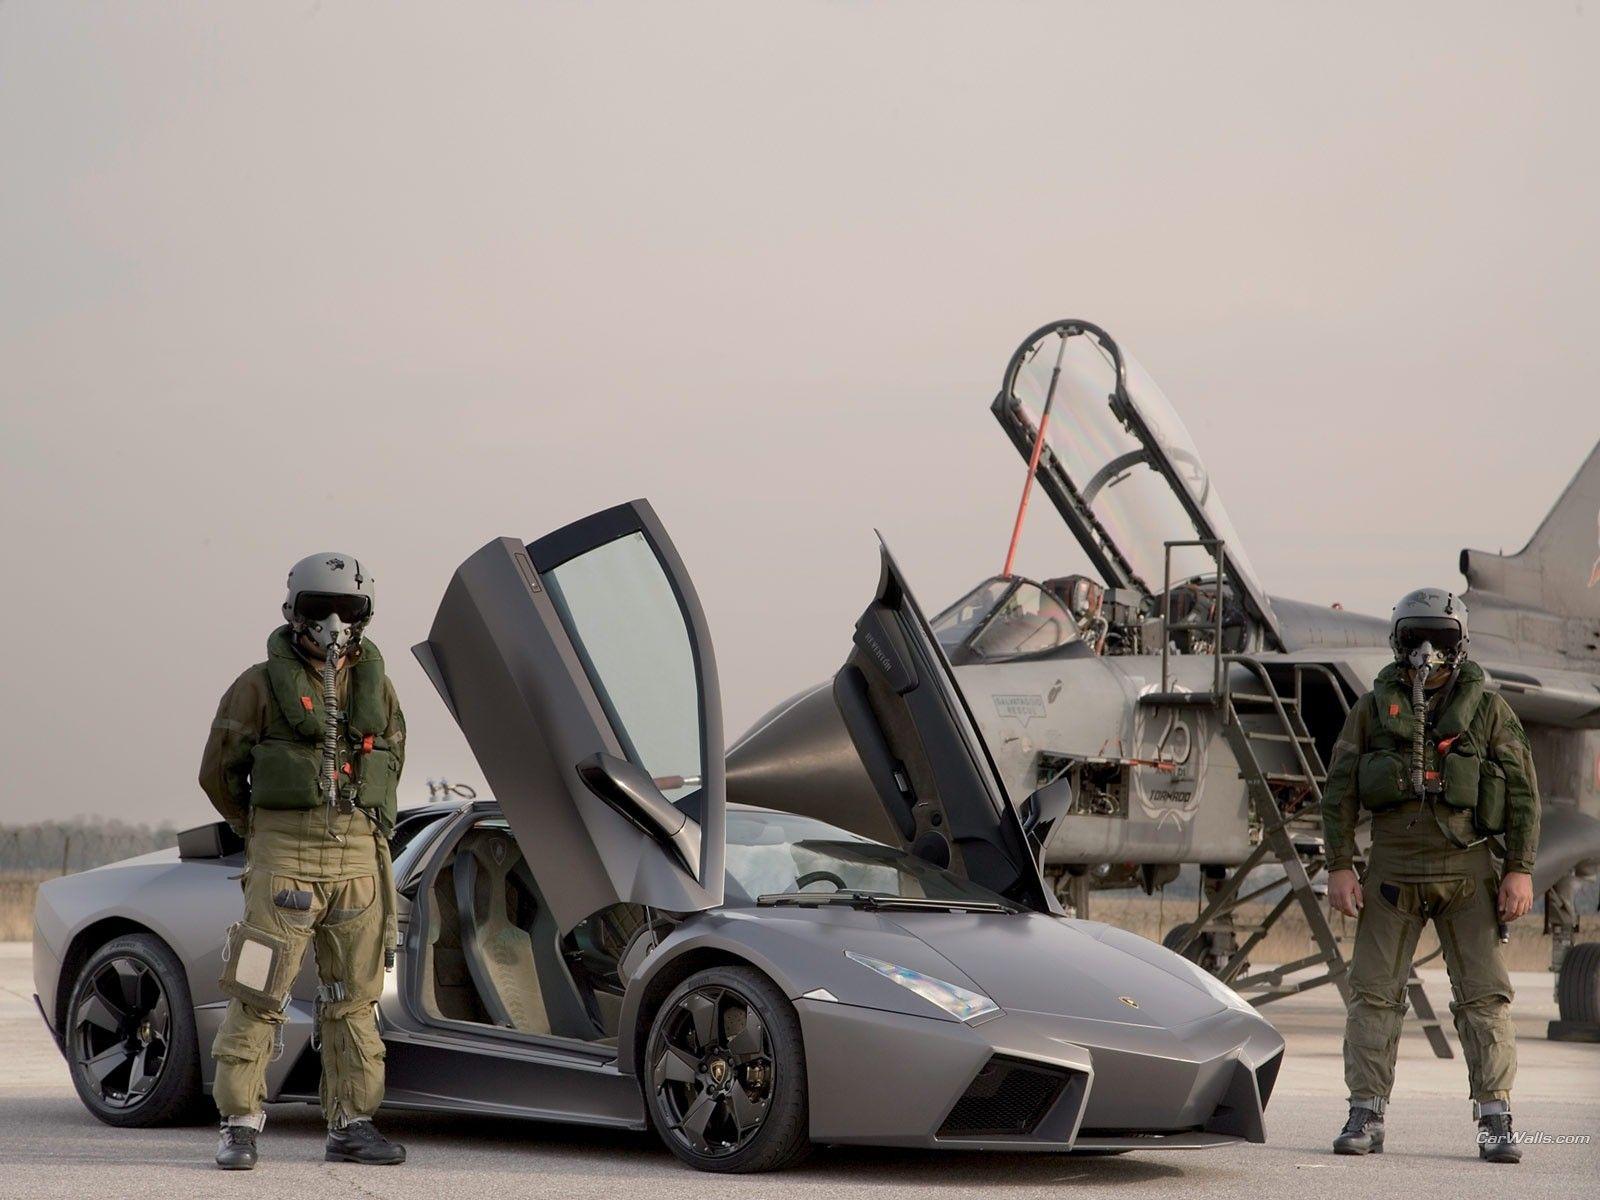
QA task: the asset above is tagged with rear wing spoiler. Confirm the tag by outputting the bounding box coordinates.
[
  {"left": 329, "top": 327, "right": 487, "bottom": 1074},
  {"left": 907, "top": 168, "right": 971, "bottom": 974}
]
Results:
[{"left": 176, "top": 820, "right": 246, "bottom": 861}]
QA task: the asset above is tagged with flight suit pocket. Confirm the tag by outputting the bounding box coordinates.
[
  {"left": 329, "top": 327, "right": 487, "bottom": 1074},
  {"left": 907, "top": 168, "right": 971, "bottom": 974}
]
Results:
[
  {"left": 1441, "top": 750, "right": 1480, "bottom": 811},
  {"left": 324, "top": 876, "right": 377, "bottom": 926},
  {"left": 1357, "top": 750, "right": 1408, "bottom": 811},
  {"left": 1346, "top": 1012, "right": 1393, "bottom": 1052},
  {"left": 357, "top": 747, "right": 400, "bottom": 827},
  {"left": 1367, "top": 879, "right": 1415, "bottom": 921},
  {"left": 271, "top": 880, "right": 317, "bottom": 929},
  {"left": 249, "top": 740, "right": 322, "bottom": 810},
  {"left": 219, "top": 921, "right": 297, "bottom": 1011},
  {"left": 1475, "top": 760, "right": 1507, "bottom": 835}
]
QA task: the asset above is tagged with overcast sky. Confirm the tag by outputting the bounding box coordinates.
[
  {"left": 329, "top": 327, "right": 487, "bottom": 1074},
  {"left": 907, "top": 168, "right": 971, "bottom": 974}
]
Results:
[{"left": 2, "top": 2, "right": 1595, "bottom": 826}]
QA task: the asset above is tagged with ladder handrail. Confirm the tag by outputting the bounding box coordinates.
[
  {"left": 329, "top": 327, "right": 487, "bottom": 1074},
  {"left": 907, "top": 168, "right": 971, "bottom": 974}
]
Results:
[
  {"left": 1224, "top": 655, "right": 1325, "bottom": 798},
  {"left": 1293, "top": 660, "right": 1354, "bottom": 718}
]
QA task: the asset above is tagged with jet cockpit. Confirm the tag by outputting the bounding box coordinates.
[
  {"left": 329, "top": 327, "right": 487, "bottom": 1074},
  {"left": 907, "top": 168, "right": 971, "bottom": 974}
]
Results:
[{"left": 991, "top": 320, "right": 1283, "bottom": 659}]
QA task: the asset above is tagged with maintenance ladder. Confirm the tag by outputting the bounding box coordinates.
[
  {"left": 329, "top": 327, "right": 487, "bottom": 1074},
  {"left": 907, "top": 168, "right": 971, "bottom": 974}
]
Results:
[{"left": 1138, "top": 540, "right": 1452, "bottom": 1058}]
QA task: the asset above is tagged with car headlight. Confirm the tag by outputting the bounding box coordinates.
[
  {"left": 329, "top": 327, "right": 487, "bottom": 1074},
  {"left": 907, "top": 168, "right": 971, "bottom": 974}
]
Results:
[{"left": 845, "top": 951, "right": 1000, "bottom": 1023}]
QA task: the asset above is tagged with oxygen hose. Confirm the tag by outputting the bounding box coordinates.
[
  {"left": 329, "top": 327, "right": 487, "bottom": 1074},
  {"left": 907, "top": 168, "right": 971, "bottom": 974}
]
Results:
[
  {"left": 1408, "top": 642, "right": 1489, "bottom": 855},
  {"left": 1404, "top": 639, "right": 1503, "bottom": 936},
  {"left": 1410, "top": 643, "right": 1430, "bottom": 800},
  {"left": 321, "top": 644, "right": 341, "bottom": 808},
  {"left": 1403, "top": 642, "right": 1432, "bottom": 834},
  {"left": 320, "top": 636, "right": 349, "bottom": 843}
]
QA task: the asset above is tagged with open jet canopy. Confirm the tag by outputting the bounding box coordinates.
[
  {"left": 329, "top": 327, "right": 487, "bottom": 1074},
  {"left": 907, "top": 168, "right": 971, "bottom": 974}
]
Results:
[{"left": 991, "top": 320, "right": 1284, "bottom": 651}]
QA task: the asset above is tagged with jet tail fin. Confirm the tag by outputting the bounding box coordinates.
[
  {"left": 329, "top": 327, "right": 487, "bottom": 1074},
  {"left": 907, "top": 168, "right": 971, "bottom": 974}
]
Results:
[{"left": 1461, "top": 438, "right": 1600, "bottom": 620}]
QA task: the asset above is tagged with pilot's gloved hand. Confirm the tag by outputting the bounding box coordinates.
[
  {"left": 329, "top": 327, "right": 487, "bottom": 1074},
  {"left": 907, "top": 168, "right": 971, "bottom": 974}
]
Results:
[{"left": 1328, "top": 868, "right": 1363, "bottom": 918}]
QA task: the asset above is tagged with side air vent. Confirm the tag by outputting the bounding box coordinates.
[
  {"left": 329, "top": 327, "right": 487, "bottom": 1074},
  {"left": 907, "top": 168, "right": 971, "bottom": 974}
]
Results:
[
  {"left": 937, "top": 1056, "right": 1070, "bottom": 1138},
  {"left": 1254, "top": 1049, "right": 1283, "bottom": 1106}
]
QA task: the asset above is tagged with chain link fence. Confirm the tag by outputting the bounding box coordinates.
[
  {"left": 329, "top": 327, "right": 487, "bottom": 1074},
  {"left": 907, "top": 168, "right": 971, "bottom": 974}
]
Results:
[
  {"left": 0, "top": 821, "right": 179, "bottom": 940},
  {"left": 0, "top": 821, "right": 178, "bottom": 873}
]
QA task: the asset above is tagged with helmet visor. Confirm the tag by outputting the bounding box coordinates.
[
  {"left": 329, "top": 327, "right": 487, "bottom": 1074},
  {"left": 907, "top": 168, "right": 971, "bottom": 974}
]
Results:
[
  {"left": 1394, "top": 618, "right": 1462, "bottom": 655},
  {"left": 295, "top": 592, "right": 371, "bottom": 625}
]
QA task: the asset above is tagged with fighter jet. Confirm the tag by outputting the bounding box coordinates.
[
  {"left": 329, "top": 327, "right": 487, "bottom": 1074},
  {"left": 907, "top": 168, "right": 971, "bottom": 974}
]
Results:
[{"left": 728, "top": 319, "right": 1600, "bottom": 1048}]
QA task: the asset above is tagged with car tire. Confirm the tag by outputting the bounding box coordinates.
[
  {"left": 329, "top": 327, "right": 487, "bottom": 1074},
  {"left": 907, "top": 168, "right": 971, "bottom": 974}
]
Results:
[
  {"left": 642, "top": 965, "right": 811, "bottom": 1173},
  {"left": 1556, "top": 941, "right": 1600, "bottom": 1024},
  {"left": 64, "top": 932, "right": 207, "bottom": 1127}
]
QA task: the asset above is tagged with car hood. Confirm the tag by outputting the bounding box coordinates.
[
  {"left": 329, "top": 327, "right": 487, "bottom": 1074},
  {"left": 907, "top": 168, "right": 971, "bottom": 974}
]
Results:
[{"left": 886, "top": 910, "right": 1228, "bottom": 1028}]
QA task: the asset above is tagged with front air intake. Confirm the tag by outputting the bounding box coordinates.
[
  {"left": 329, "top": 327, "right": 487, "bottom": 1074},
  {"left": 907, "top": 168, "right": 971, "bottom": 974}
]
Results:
[
  {"left": 1254, "top": 1048, "right": 1283, "bottom": 1106},
  {"left": 937, "top": 1056, "right": 1071, "bottom": 1138}
]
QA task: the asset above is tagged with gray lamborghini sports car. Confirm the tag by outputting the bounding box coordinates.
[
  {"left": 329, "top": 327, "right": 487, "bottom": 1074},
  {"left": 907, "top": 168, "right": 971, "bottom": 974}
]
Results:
[{"left": 33, "top": 500, "right": 1284, "bottom": 1172}]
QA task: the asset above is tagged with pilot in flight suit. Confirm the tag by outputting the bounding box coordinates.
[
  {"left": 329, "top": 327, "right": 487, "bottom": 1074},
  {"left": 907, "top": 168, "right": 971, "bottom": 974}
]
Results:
[
  {"left": 199, "top": 553, "right": 407, "bottom": 1169},
  {"left": 1321, "top": 589, "right": 1539, "bottom": 1163}
]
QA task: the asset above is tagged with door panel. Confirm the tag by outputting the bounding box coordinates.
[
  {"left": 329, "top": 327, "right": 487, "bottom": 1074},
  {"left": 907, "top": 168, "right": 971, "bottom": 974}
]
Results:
[
  {"left": 832, "top": 543, "right": 1053, "bottom": 910},
  {"left": 414, "top": 501, "right": 723, "bottom": 932}
]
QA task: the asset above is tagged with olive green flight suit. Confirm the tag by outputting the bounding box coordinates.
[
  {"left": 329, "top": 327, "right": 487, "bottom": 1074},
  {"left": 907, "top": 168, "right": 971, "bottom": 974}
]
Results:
[
  {"left": 198, "top": 628, "right": 404, "bottom": 1128},
  {"left": 1322, "top": 660, "right": 1539, "bottom": 1106}
]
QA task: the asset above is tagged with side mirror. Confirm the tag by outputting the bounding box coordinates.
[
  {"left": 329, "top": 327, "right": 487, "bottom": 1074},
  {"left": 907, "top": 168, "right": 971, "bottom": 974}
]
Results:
[
  {"left": 1020, "top": 775, "right": 1073, "bottom": 863},
  {"left": 576, "top": 752, "right": 701, "bottom": 875}
]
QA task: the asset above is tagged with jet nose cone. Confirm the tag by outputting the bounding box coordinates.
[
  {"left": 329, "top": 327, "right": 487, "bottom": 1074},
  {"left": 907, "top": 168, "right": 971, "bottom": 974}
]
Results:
[{"left": 727, "top": 682, "right": 894, "bottom": 840}]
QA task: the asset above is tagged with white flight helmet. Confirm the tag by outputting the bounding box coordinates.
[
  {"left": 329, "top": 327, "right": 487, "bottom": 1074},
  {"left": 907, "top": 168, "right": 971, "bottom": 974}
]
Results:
[
  {"left": 1388, "top": 588, "right": 1468, "bottom": 671},
  {"left": 282, "top": 553, "right": 374, "bottom": 657}
]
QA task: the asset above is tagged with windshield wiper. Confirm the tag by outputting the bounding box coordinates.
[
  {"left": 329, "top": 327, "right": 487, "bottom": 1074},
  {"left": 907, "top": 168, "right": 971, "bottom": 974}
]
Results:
[{"left": 756, "top": 890, "right": 1013, "bottom": 914}]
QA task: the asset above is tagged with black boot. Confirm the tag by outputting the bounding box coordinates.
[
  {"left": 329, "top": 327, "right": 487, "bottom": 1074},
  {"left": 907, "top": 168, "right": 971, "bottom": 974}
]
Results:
[
  {"left": 215, "top": 1123, "right": 258, "bottom": 1170},
  {"left": 325, "top": 1119, "right": 406, "bottom": 1165},
  {"left": 1333, "top": 1106, "right": 1385, "bottom": 1155},
  {"left": 1478, "top": 1112, "right": 1521, "bottom": 1163}
]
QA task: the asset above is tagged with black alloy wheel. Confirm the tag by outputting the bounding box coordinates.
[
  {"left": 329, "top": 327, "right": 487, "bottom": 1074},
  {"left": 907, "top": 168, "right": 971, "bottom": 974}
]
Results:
[
  {"left": 65, "top": 933, "right": 204, "bottom": 1126},
  {"left": 644, "top": 966, "right": 810, "bottom": 1172}
]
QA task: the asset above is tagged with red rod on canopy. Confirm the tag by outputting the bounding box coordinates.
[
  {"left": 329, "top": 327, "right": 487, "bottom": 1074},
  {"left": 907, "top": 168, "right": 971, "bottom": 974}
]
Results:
[{"left": 1000, "top": 334, "right": 1069, "bottom": 577}]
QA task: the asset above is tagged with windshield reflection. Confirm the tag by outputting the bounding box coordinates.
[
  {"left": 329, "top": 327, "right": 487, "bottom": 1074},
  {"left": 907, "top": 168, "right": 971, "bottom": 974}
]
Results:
[
  {"left": 932, "top": 577, "right": 1085, "bottom": 662},
  {"left": 722, "top": 807, "right": 1018, "bottom": 909}
]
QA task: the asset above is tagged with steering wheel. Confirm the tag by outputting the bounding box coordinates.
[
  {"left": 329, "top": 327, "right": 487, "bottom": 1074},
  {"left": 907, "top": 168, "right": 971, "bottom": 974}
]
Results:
[{"left": 794, "top": 869, "right": 848, "bottom": 892}]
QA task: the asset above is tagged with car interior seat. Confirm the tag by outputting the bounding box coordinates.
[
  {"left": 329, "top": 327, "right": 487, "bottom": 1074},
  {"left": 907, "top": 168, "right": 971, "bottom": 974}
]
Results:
[
  {"left": 452, "top": 826, "right": 600, "bottom": 1041},
  {"left": 453, "top": 828, "right": 550, "bottom": 1034},
  {"left": 424, "top": 859, "right": 492, "bottom": 1024}
]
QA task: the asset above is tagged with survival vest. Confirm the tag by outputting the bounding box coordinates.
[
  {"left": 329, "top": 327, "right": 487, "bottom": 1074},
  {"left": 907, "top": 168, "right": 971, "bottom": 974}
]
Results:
[
  {"left": 1351, "top": 659, "right": 1508, "bottom": 833},
  {"left": 248, "top": 626, "right": 401, "bottom": 832}
]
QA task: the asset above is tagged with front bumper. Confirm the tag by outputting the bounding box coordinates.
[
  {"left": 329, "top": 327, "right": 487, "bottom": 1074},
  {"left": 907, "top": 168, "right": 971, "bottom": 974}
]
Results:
[{"left": 795, "top": 997, "right": 1283, "bottom": 1151}]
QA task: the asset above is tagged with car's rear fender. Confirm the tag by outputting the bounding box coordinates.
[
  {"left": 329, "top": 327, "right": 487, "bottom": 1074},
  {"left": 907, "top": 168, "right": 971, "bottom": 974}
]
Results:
[{"left": 34, "top": 856, "right": 237, "bottom": 1039}]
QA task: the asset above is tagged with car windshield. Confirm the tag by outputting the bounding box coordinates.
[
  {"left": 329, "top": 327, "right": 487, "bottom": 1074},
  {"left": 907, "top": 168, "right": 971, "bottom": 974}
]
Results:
[
  {"left": 931, "top": 577, "right": 1080, "bottom": 660},
  {"left": 722, "top": 807, "right": 1019, "bottom": 909}
]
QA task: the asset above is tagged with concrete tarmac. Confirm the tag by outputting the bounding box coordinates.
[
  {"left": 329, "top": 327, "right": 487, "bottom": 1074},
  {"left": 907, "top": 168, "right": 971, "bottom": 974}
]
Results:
[{"left": 2, "top": 942, "right": 1594, "bottom": 1199}]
